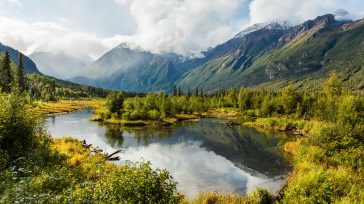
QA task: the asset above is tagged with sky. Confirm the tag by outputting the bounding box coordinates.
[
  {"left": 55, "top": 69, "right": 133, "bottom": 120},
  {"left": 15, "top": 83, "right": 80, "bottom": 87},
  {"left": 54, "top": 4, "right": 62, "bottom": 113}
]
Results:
[{"left": 0, "top": 0, "right": 363, "bottom": 59}]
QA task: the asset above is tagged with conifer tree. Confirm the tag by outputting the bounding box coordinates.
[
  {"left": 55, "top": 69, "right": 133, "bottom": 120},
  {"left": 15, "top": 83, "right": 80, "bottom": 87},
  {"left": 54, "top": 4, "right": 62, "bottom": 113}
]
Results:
[
  {"left": 187, "top": 87, "right": 191, "bottom": 97},
  {"left": 16, "top": 52, "right": 26, "bottom": 92},
  {"left": 178, "top": 86, "right": 182, "bottom": 96},
  {"left": 173, "top": 85, "right": 178, "bottom": 96},
  {"left": 0, "top": 51, "right": 13, "bottom": 93}
]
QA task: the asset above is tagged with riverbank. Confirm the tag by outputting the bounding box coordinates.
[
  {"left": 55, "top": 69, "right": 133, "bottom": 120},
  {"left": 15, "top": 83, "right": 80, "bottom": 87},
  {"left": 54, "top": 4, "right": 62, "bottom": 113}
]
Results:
[
  {"left": 34, "top": 97, "right": 364, "bottom": 203},
  {"left": 32, "top": 99, "right": 104, "bottom": 115},
  {"left": 45, "top": 108, "right": 290, "bottom": 203}
]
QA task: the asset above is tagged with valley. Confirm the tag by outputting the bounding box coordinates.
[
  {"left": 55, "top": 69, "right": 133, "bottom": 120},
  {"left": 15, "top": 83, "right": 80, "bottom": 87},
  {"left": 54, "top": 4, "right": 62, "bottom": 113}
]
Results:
[{"left": 0, "top": 9, "right": 363, "bottom": 204}]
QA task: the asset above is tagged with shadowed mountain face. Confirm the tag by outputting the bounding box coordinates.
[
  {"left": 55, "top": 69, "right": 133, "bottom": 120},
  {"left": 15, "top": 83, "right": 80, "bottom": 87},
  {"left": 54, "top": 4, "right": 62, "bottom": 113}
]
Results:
[
  {"left": 0, "top": 43, "right": 40, "bottom": 74},
  {"left": 71, "top": 14, "right": 364, "bottom": 93},
  {"left": 71, "top": 44, "right": 180, "bottom": 92}
]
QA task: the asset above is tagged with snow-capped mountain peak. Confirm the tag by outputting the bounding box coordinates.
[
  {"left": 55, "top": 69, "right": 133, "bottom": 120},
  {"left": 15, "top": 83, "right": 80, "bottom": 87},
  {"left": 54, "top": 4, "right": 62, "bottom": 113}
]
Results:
[{"left": 234, "top": 20, "right": 292, "bottom": 39}]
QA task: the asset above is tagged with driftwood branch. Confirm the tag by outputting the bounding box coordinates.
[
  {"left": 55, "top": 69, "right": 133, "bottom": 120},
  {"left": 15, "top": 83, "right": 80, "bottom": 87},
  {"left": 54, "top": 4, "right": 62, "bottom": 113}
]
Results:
[
  {"left": 105, "top": 150, "right": 122, "bottom": 160},
  {"left": 82, "top": 140, "right": 123, "bottom": 161}
]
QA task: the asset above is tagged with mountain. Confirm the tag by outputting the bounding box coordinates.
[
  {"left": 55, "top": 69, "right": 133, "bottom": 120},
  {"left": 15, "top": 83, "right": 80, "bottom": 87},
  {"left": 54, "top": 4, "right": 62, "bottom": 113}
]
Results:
[
  {"left": 0, "top": 43, "right": 40, "bottom": 74},
  {"left": 71, "top": 44, "right": 180, "bottom": 92},
  {"left": 178, "top": 14, "right": 364, "bottom": 92},
  {"left": 30, "top": 52, "right": 93, "bottom": 79},
  {"left": 71, "top": 14, "right": 364, "bottom": 93}
]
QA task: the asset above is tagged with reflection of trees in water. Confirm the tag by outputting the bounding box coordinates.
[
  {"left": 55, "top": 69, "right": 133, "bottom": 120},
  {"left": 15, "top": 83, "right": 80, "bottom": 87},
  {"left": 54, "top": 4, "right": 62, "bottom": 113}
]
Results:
[
  {"left": 123, "top": 127, "right": 178, "bottom": 146},
  {"left": 103, "top": 119, "right": 290, "bottom": 177},
  {"left": 50, "top": 116, "right": 56, "bottom": 126},
  {"left": 105, "top": 126, "right": 124, "bottom": 148},
  {"left": 177, "top": 120, "right": 290, "bottom": 177}
]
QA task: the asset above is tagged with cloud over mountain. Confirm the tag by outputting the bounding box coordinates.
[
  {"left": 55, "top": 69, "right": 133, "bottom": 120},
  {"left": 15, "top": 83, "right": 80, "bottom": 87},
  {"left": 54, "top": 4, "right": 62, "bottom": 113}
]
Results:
[{"left": 0, "top": 0, "right": 363, "bottom": 59}]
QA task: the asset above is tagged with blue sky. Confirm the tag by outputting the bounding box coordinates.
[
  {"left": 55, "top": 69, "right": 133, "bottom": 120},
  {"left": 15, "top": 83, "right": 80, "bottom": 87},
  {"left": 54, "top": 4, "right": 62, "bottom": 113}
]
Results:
[{"left": 0, "top": 0, "right": 363, "bottom": 59}]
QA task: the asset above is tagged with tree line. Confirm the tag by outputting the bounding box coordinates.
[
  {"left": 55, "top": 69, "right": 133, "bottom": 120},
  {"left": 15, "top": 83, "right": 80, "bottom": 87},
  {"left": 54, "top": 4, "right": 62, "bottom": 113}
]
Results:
[
  {"left": 0, "top": 50, "right": 122, "bottom": 100},
  {"left": 104, "top": 72, "right": 363, "bottom": 124}
]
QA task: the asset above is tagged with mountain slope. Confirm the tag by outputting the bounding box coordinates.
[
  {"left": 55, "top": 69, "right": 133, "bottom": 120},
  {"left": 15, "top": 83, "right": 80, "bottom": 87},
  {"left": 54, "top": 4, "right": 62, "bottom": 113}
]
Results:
[
  {"left": 178, "top": 22, "right": 290, "bottom": 92},
  {"left": 71, "top": 44, "right": 180, "bottom": 92},
  {"left": 0, "top": 43, "right": 40, "bottom": 74},
  {"left": 30, "top": 52, "right": 93, "bottom": 79},
  {"left": 179, "top": 15, "right": 364, "bottom": 92}
]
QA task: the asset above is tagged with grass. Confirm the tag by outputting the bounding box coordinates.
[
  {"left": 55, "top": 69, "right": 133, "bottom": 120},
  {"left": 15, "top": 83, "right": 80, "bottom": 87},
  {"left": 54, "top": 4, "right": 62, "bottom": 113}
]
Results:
[
  {"left": 1, "top": 136, "right": 183, "bottom": 203},
  {"left": 90, "top": 116, "right": 177, "bottom": 127},
  {"left": 203, "top": 108, "right": 241, "bottom": 118},
  {"left": 32, "top": 99, "right": 104, "bottom": 115},
  {"left": 244, "top": 117, "right": 320, "bottom": 135},
  {"left": 192, "top": 189, "right": 274, "bottom": 204}
]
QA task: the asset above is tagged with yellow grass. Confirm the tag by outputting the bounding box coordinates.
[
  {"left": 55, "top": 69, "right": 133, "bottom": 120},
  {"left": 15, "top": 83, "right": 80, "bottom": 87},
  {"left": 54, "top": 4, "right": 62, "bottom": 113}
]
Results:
[{"left": 32, "top": 99, "right": 105, "bottom": 115}]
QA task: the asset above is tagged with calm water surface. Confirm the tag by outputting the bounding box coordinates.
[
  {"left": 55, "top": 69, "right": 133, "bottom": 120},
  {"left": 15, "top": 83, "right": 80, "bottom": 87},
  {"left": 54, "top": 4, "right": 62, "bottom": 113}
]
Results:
[{"left": 46, "top": 109, "right": 290, "bottom": 199}]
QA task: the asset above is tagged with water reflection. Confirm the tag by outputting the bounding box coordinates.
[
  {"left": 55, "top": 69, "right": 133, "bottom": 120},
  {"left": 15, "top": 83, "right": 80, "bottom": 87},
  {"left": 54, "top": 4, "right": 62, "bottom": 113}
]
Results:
[{"left": 46, "top": 109, "right": 289, "bottom": 199}]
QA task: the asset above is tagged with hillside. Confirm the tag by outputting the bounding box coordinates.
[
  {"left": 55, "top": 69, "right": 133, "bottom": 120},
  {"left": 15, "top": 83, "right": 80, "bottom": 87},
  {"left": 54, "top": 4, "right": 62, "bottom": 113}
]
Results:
[
  {"left": 71, "top": 44, "right": 180, "bottom": 92},
  {"left": 178, "top": 15, "right": 364, "bottom": 92},
  {"left": 0, "top": 43, "right": 40, "bottom": 74}
]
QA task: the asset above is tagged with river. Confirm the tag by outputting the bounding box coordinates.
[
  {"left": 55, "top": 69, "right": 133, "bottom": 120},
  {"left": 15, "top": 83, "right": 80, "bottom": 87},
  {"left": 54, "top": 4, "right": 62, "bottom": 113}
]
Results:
[{"left": 46, "top": 108, "right": 290, "bottom": 199}]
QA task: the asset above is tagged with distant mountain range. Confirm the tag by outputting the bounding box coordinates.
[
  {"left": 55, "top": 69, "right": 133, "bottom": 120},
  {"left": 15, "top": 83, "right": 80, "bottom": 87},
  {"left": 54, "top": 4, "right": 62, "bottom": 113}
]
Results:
[
  {"left": 179, "top": 14, "right": 364, "bottom": 92},
  {"left": 67, "top": 13, "right": 363, "bottom": 93},
  {"left": 2, "top": 12, "right": 362, "bottom": 93},
  {"left": 70, "top": 44, "right": 180, "bottom": 92},
  {"left": 0, "top": 43, "right": 40, "bottom": 74},
  {"left": 30, "top": 52, "right": 93, "bottom": 79}
]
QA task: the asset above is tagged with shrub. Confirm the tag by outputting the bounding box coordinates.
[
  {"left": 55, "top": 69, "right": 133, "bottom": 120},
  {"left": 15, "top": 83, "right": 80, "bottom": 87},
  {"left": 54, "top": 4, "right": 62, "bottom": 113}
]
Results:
[
  {"left": 106, "top": 92, "right": 124, "bottom": 116},
  {"left": 0, "top": 92, "right": 49, "bottom": 161}
]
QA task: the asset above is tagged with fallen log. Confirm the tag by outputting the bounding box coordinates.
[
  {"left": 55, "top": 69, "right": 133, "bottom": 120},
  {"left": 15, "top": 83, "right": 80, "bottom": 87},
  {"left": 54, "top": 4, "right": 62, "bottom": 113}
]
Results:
[
  {"left": 82, "top": 140, "right": 92, "bottom": 149},
  {"left": 82, "top": 140, "right": 122, "bottom": 161},
  {"left": 105, "top": 150, "right": 123, "bottom": 160}
]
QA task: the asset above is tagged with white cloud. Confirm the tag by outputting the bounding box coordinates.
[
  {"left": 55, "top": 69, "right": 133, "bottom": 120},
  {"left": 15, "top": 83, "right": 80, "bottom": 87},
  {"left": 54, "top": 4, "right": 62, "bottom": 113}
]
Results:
[
  {"left": 0, "top": 0, "right": 22, "bottom": 7},
  {"left": 248, "top": 0, "right": 364, "bottom": 24},
  {"left": 0, "top": 0, "right": 363, "bottom": 60},
  {"left": 0, "top": 16, "right": 125, "bottom": 59},
  {"left": 115, "top": 0, "right": 246, "bottom": 55}
]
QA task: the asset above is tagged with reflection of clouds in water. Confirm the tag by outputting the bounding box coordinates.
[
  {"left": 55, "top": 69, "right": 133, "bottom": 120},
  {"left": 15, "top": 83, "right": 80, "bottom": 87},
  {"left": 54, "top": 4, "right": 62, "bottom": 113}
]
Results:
[
  {"left": 46, "top": 109, "right": 287, "bottom": 199},
  {"left": 121, "top": 142, "right": 267, "bottom": 199}
]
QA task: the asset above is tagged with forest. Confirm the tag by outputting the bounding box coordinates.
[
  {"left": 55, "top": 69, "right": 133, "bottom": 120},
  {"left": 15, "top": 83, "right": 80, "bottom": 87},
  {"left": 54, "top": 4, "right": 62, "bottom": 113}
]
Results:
[{"left": 0, "top": 48, "right": 363, "bottom": 203}]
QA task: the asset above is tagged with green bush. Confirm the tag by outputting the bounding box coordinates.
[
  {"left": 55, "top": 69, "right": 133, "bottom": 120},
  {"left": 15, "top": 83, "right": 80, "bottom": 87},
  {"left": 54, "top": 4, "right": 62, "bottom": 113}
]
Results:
[
  {"left": 0, "top": 92, "right": 49, "bottom": 161},
  {"left": 106, "top": 92, "right": 124, "bottom": 116}
]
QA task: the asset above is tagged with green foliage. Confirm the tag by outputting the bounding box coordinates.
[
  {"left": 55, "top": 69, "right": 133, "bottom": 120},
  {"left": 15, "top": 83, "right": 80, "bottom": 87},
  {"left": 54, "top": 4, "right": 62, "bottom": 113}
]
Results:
[
  {"left": 15, "top": 52, "right": 26, "bottom": 92},
  {"left": 280, "top": 89, "right": 364, "bottom": 203},
  {"left": 0, "top": 95, "right": 183, "bottom": 203},
  {"left": 106, "top": 92, "right": 124, "bottom": 116},
  {"left": 0, "top": 137, "right": 183, "bottom": 203},
  {"left": 27, "top": 74, "right": 110, "bottom": 101},
  {"left": 121, "top": 93, "right": 208, "bottom": 121},
  {"left": 0, "top": 51, "right": 13, "bottom": 93},
  {"left": 0, "top": 92, "right": 49, "bottom": 161},
  {"left": 322, "top": 71, "right": 342, "bottom": 99}
]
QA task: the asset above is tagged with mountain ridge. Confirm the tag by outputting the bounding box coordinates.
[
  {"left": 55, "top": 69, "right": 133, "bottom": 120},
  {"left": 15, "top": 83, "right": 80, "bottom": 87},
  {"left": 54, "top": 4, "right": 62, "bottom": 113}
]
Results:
[
  {"left": 178, "top": 14, "right": 364, "bottom": 92},
  {"left": 0, "top": 43, "right": 40, "bottom": 74},
  {"left": 70, "top": 14, "right": 364, "bottom": 93}
]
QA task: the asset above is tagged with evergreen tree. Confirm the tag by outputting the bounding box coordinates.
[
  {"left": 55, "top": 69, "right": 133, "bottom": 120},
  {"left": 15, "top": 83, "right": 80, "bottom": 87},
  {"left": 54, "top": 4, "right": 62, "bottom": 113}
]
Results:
[
  {"left": 187, "top": 87, "right": 191, "bottom": 97},
  {"left": 0, "top": 51, "right": 13, "bottom": 93},
  {"left": 16, "top": 52, "right": 26, "bottom": 92},
  {"left": 173, "top": 85, "right": 178, "bottom": 96},
  {"left": 178, "top": 86, "right": 182, "bottom": 96},
  {"left": 195, "top": 88, "right": 199, "bottom": 97}
]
